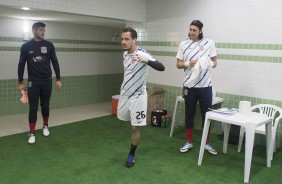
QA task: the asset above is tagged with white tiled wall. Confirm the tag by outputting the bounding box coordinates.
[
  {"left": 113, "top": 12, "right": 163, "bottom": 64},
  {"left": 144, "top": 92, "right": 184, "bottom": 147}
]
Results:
[
  {"left": 0, "top": 17, "right": 123, "bottom": 42},
  {"left": 0, "top": 0, "right": 146, "bottom": 22},
  {"left": 0, "top": 17, "right": 123, "bottom": 80},
  {"left": 128, "top": 0, "right": 282, "bottom": 102},
  {"left": 1, "top": 0, "right": 282, "bottom": 102}
]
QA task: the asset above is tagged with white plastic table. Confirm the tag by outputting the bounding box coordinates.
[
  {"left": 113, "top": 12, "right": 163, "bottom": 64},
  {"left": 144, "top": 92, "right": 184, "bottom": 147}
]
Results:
[
  {"left": 198, "top": 111, "right": 273, "bottom": 183},
  {"left": 169, "top": 96, "right": 224, "bottom": 137}
]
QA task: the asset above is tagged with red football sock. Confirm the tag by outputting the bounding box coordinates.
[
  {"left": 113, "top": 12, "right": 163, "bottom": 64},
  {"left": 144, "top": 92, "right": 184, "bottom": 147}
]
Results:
[
  {"left": 43, "top": 117, "right": 49, "bottom": 126},
  {"left": 29, "top": 122, "right": 36, "bottom": 134},
  {"left": 186, "top": 128, "right": 193, "bottom": 143}
]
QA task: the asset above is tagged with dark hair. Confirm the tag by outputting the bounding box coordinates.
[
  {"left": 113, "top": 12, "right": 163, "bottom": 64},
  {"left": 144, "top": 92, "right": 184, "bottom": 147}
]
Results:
[
  {"left": 32, "top": 22, "right": 46, "bottom": 30},
  {"left": 122, "top": 27, "right": 137, "bottom": 39},
  {"left": 190, "top": 20, "right": 203, "bottom": 40}
]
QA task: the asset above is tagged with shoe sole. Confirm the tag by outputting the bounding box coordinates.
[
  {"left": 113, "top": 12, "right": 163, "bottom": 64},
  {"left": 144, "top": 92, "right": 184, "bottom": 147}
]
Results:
[
  {"left": 205, "top": 150, "right": 218, "bottom": 156},
  {"left": 125, "top": 162, "right": 134, "bottom": 168},
  {"left": 180, "top": 148, "right": 192, "bottom": 153},
  {"left": 28, "top": 141, "right": 35, "bottom": 145}
]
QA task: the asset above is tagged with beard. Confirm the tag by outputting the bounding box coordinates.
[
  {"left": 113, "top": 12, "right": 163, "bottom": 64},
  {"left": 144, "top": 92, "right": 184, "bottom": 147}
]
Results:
[
  {"left": 34, "top": 34, "right": 44, "bottom": 40},
  {"left": 122, "top": 45, "right": 130, "bottom": 51}
]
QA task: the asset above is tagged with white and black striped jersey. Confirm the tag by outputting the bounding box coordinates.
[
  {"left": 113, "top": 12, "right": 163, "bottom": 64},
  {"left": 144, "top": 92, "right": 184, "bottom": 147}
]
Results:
[
  {"left": 176, "top": 37, "right": 217, "bottom": 88},
  {"left": 120, "top": 47, "right": 156, "bottom": 99}
]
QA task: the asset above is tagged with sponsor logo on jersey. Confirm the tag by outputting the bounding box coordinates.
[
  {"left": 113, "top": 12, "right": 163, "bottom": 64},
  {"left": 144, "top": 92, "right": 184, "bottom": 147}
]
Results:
[
  {"left": 33, "top": 56, "right": 43, "bottom": 62},
  {"left": 41, "top": 46, "right": 47, "bottom": 53},
  {"left": 199, "top": 44, "right": 204, "bottom": 51},
  {"left": 131, "top": 57, "right": 138, "bottom": 64}
]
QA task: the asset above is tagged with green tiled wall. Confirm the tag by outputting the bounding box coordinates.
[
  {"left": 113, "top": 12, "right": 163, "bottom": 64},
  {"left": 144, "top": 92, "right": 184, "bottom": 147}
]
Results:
[
  {"left": 0, "top": 37, "right": 121, "bottom": 45},
  {"left": 1, "top": 36, "right": 282, "bottom": 63},
  {"left": 0, "top": 74, "right": 123, "bottom": 116},
  {"left": 2, "top": 36, "right": 281, "bottom": 51},
  {"left": 215, "top": 42, "right": 282, "bottom": 50}
]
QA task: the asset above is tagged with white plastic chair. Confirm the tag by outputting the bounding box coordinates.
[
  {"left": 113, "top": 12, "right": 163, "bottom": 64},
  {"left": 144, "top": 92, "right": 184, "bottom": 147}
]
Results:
[{"left": 238, "top": 104, "right": 282, "bottom": 159}]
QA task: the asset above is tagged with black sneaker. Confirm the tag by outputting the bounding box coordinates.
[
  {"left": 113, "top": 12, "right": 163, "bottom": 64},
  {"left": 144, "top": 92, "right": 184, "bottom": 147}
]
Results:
[{"left": 125, "top": 154, "right": 134, "bottom": 168}]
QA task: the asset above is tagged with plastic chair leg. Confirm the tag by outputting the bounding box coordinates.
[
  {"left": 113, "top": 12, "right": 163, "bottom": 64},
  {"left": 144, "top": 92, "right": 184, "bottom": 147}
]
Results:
[{"left": 170, "top": 99, "right": 179, "bottom": 137}]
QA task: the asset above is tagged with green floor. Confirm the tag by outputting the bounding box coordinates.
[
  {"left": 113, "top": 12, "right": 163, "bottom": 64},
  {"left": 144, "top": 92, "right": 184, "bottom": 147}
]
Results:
[{"left": 0, "top": 115, "right": 281, "bottom": 184}]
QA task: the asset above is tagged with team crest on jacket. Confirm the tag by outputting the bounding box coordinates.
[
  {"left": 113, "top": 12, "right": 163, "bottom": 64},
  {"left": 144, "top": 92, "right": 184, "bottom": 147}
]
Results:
[{"left": 41, "top": 46, "right": 47, "bottom": 53}]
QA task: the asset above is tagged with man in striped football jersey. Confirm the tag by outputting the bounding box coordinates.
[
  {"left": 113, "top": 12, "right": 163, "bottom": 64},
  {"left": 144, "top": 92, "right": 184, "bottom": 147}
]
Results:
[
  {"left": 176, "top": 20, "right": 218, "bottom": 155},
  {"left": 118, "top": 27, "right": 165, "bottom": 168}
]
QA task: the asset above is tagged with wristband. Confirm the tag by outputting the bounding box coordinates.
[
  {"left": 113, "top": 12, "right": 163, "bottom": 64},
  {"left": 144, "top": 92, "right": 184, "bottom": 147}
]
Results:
[{"left": 184, "top": 62, "right": 190, "bottom": 67}]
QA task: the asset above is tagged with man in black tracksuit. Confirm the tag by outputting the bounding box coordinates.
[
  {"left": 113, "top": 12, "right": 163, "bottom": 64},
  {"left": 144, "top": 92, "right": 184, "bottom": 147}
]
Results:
[{"left": 18, "top": 22, "right": 62, "bottom": 144}]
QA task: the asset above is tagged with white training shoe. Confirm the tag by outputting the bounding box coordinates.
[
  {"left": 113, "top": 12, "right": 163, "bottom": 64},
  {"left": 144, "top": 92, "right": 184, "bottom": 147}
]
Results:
[
  {"left": 205, "top": 144, "right": 218, "bottom": 155},
  {"left": 28, "top": 133, "right": 35, "bottom": 144},
  {"left": 43, "top": 125, "right": 50, "bottom": 137},
  {"left": 180, "top": 142, "right": 193, "bottom": 153}
]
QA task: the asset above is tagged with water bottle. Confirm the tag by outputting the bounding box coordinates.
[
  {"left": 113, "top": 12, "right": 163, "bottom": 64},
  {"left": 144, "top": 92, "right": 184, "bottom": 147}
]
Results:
[
  {"left": 161, "top": 115, "right": 166, "bottom": 128},
  {"left": 165, "top": 114, "right": 172, "bottom": 127}
]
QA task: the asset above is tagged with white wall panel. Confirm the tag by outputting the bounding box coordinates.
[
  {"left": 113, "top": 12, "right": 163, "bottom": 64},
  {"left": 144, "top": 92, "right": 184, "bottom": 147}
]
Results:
[
  {"left": 0, "top": 0, "right": 146, "bottom": 22},
  {"left": 0, "top": 18, "right": 123, "bottom": 80},
  {"left": 139, "top": 0, "right": 282, "bottom": 101}
]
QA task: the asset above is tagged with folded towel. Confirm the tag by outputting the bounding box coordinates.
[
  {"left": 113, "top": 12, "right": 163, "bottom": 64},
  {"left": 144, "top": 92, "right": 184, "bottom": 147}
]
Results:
[
  {"left": 199, "top": 56, "right": 214, "bottom": 70},
  {"left": 187, "top": 56, "right": 213, "bottom": 87}
]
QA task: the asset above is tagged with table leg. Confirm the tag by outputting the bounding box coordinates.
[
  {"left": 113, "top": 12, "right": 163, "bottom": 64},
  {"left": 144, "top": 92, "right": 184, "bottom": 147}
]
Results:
[
  {"left": 244, "top": 126, "right": 255, "bottom": 183},
  {"left": 170, "top": 99, "right": 179, "bottom": 137},
  {"left": 238, "top": 127, "right": 245, "bottom": 152},
  {"left": 223, "top": 123, "right": 230, "bottom": 154},
  {"left": 220, "top": 102, "right": 224, "bottom": 134},
  {"left": 198, "top": 118, "right": 210, "bottom": 166},
  {"left": 265, "top": 122, "right": 272, "bottom": 167}
]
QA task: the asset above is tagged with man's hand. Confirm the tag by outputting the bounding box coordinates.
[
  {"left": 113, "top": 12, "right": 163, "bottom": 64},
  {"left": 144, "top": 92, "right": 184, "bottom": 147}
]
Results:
[
  {"left": 134, "top": 54, "right": 148, "bottom": 64},
  {"left": 18, "top": 83, "right": 25, "bottom": 92},
  {"left": 188, "top": 60, "right": 197, "bottom": 67},
  {"left": 184, "top": 60, "right": 197, "bottom": 68},
  {"left": 56, "top": 80, "right": 62, "bottom": 90}
]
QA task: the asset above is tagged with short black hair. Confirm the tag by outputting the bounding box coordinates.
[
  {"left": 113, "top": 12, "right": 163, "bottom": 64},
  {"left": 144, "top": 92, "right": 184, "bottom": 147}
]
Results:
[
  {"left": 122, "top": 27, "right": 137, "bottom": 39},
  {"left": 32, "top": 22, "right": 46, "bottom": 30}
]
